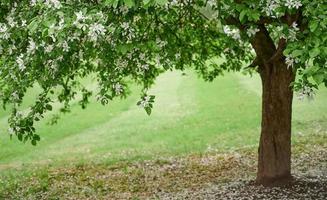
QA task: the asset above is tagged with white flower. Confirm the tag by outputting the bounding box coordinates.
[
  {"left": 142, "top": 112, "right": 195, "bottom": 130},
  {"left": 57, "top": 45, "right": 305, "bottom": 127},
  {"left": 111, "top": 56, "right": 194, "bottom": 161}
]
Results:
[
  {"left": 27, "top": 38, "right": 37, "bottom": 55},
  {"left": 0, "top": 23, "right": 8, "bottom": 33},
  {"left": 141, "top": 64, "right": 149, "bottom": 71},
  {"left": 62, "top": 41, "right": 69, "bottom": 52},
  {"left": 285, "top": 55, "right": 295, "bottom": 68},
  {"left": 139, "top": 53, "right": 146, "bottom": 61},
  {"left": 115, "top": 58, "right": 128, "bottom": 70},
  {"left": 8, "top": 127, "right": 15, "bottom": 135},
  {"left": 11, "top": 91, "right": 20, "bottom": 101},
  {"left": 58, "top": 18, "right": 65, "bottom": 30},
  {"left": 0, "top": 23, "right": 10, "bottom": 40},
  {"left": 121, "top": 22, "right": 130, "bottom": 30},
  {"left": 88, "top": 23, "right": 106, "bottom": 42},
  {"left": 287, "top": 23, "right": 299, "bottom": 42},
  {"left": 223, "top": 26, "right": 241, "bottom": 40},
  {"left": 138, "top": 96, "right": 151, "bottom": 108},
  {"left": 262, "top": 0, "right": 280, "bottom": 16},
  {"left": 285, "top": 0, "right": 302, "bottom": 9},
  {"left": 114, "top": 83, "right": 123, "bottom": 95},
  {"left": 30, "top": 0, "right": 37, "bottom": 6},
  {"left": 45, "top": 44, "right": 54, "bottom": 53},
  {"left": 207, "top": 0, "right": 216, "bottom": 7},
  {"left": 16, "top": 54, "right": 26, "bottom": 71},
  {"left": 298, "top": 85, "right": 315, "bottom": 101},
  {"left": 6, "top": 16, "right": 17, "bottom": 28},
  {"left": 292, "top": 0, "right": 302, "bottom": 9},
  {"left": 21, "top": 20, "right": 27, "bottom": 27},
  {"left": 75, "top": 11, "right": 86, "bottom": 22},
  {"left": 247, "top": 27, "right": 260, "bottom": 37},
  {"left": 119, "top": 6, "right": 129, "bottom": 15},
  {"left": 45, "top": 0, "right": 62, "bottom": 9}
]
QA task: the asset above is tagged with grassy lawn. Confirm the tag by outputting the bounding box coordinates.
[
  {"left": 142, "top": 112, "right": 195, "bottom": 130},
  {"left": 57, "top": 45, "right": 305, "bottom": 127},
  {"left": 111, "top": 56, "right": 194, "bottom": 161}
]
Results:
[
  {"left": 0, "top": 71, "right": 326, "bottom": 170},
  {"left": 0, "top": 71, "right": 326, "bottom": 199}
]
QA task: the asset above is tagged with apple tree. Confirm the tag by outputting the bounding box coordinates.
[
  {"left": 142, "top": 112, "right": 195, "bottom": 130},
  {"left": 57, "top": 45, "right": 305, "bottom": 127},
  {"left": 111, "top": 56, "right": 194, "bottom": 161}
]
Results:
[{"left": 0, "top": 0, "right": 326, "bottom": 185}]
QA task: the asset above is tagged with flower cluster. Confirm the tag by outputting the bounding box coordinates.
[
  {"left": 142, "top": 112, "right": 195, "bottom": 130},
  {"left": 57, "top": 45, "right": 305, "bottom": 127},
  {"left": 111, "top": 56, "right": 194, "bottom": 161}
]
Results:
[
  {"left": 297, "top": 85, "right": 315, "bottom": 101},
  {"left": 223, "top": 26, "right": 241, "bottom": 40},
  {"left": 285, "top": 0, "right": 302, "bottom": 9},
  {"left": 246, "top": 27, "right": 260, "bottom": 38},
  {"left": 45, "top": 0, "right": 62, "bottom": 9}
]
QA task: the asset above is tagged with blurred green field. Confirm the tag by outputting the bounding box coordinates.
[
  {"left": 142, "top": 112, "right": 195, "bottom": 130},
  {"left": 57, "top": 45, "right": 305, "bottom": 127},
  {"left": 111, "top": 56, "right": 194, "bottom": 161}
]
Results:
[{"left": 0, "top": 71, "right": 327, "bottom": 173}]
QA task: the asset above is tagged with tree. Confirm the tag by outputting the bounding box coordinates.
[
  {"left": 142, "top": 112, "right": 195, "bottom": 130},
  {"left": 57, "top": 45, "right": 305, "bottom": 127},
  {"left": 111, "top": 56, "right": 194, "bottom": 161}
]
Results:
[{"left": 0, "top": 0, "right": 326, "bottom": 185}]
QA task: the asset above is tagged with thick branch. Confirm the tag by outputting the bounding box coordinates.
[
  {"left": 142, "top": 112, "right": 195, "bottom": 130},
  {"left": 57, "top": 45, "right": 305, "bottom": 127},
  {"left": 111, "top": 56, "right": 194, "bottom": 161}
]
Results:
[
  {"left": 268, "top": 38, "right": 287, "bottom": 63},
  {"left": 251, "top": 25, "right": 276, "bottom": 63},
  {"left": 245, "top": 56, "right": 263, "bottom": 71},
  {"left": 224, "top": 17, "right": 245, "bottom": 30}
]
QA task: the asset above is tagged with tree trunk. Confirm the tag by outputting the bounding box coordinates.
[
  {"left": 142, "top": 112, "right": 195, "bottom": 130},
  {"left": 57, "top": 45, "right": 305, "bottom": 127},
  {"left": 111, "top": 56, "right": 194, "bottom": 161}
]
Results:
[{"left": 256, "top": 61, "right": 295, "bottom": 186}]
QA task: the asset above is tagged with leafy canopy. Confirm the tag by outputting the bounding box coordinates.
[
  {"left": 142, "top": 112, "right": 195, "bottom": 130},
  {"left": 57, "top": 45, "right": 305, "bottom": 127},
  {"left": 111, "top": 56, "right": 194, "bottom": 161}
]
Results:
[{"left": 0, "top": 0, "right": 326, "bottom": 144}]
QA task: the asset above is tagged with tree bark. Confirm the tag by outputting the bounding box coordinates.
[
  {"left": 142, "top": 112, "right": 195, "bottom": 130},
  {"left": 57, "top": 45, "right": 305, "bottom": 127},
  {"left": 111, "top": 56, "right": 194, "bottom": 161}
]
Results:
[{"left": 256, "top": 61, "right": 295, "bottom": 186}]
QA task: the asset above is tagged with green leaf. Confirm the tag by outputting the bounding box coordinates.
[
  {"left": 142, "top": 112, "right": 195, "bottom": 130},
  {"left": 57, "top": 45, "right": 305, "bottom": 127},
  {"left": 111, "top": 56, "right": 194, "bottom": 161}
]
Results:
[
  {"left": 27, "top": 20, "right": 38, "bottom": 33},
  {"left": 145, "top": 107, "right": 152, "bottom": 115},
  {"left": 239, "top": 10, "right": 247, "bottom": 22},
  {"left": 31, "top": 140, "right": 37, "bottom": 146},
  {"left": 125, "top": 0, "right": 135, "bottom": 8},
  {"left": 143, "top": 0, "right": 152, "bottom": 6},
  {"left": 313, "top": 73, "right": 324, "bottom": 85},
  {"left": 291, "top": 49, "right": 303, "bottom": 57},
  {"left": 309, "top": 21, "right": 319, "bottom": 32},
  {"left": 46, "top": 104, "right": 52, "bottom": 111},
  {"left": 155, "top": 0, "right": 168, "bottom": 5},
  {"left": 33, "top": 134, "right": 41, "bottom": 141},
  {"left": 309, "top": 48, "right": 320, "bottom": 58}
]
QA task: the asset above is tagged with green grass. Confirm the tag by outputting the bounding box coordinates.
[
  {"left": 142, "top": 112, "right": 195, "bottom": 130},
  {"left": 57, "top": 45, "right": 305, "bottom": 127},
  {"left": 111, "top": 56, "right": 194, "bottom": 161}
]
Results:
[{"left": 0, "top": 71, "right": 326, "bottom": 173}]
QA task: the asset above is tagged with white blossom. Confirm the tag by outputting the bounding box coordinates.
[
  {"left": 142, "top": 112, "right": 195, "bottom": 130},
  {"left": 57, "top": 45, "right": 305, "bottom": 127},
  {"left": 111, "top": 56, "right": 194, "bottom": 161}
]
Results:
[
  {"left": 8, "top": 127, "right": 14, "bottom": 135},
  {"left": 287, "top": 23, "right": 299, "bottom": 41},
  {"left": 21, "top": 20, "right": 27, "bottom": 27},
  {"left": 88, "top": 23, "right": 106, "bottom": 42},
  {"left": 207, "top": 0, "right": 216, "bottom": 7},
  {"left": 262, "top": 0, "right": 280, "bottom": 17},
  {"left": 285, "top": 0, "right": 302, "bottom": 9},
  {"left": 115, "top": 58, "right": 128, "bottom": 70},
  {"left": 45, "top": 0, "right": 62, "bottom": 9},
  {"left": 0, "top": 23, "right": 8, "bottom": 33},
  {"left": 223, "top": 26, "right": 241, "bottom": 40},
  {"left": 45, "top": 44, "right": 54, "bottom": 53},
  {"left": 30, "top": 0, "right": 37, "bottom": 6},
  {"left": 138, "top": 96, "right": 151, "bottom": 108},
  {"left": 27, "top": 38, "right": 37, "bottom": 55},
  {"left": 285, "top": 55, "right": 295, "bottom": 68},
  {"left": 141, "top": 64, "right": 149, "bottom": 71},
  {"left": 292, "top": 22, "right": 299, "bottom": 31},
  {"left": 114, "top": 83, "right": 123, "bottom": 95},
  {"left": 6, "top": 16, "right": 17, "bottom": 28},
  {"left": 75, "top": 11, "right": 86, "bottom": 22},
  {"left": 121, "top": 22, "right": 130, "bottom": 30},
  {"left": 298, "top": 85, "right": 315, "bottom": 101},
  {"left": 247, "top": 27, "right": 260, "bottom": 37},
  {"left": 16, "top": 54, "right": 26, "bottom": 71},
  {"left": 11, "top": 91, "right": 19, "bottom": 101},
  {"left": 62, "top": 41, "right": 70, "bottom": 52},
  {"left": 0, "top": 23, "right": 10, "bottom": 40}
]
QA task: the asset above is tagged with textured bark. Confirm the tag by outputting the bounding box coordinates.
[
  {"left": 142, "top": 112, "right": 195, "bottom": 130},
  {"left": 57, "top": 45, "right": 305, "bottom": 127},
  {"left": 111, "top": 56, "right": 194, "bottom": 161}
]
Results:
[
  {"left": 257, "top": 61, "right": 295, "bottom": 186},
  {"left": 249, "top": 24, "right": 296, "bottom": 185}
]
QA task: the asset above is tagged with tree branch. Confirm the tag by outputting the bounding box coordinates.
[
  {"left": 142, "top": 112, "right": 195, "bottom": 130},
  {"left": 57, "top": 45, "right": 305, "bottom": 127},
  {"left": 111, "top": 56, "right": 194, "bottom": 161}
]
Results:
[{"left": 268, "top": 38, "right": 287, "bottom": 63}]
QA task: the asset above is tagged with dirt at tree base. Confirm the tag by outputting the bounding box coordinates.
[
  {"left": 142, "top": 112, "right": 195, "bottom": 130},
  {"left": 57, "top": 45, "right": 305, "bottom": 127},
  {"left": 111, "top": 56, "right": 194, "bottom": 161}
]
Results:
[{"left": 1, "top": 138, "right": 326, "bottom": 200}]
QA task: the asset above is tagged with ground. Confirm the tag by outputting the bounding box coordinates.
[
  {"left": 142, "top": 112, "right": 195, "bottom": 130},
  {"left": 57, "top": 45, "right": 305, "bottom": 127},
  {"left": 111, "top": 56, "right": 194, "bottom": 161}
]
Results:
[{"left": 0, "top": 72, "right": 326, "bottom": 199}]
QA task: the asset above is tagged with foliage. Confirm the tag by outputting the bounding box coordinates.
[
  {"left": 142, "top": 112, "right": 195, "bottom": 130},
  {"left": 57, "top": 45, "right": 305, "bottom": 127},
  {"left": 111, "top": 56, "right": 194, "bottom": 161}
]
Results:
[{"left": 0, "top": 0, "right": 326, "bottom": 144}]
